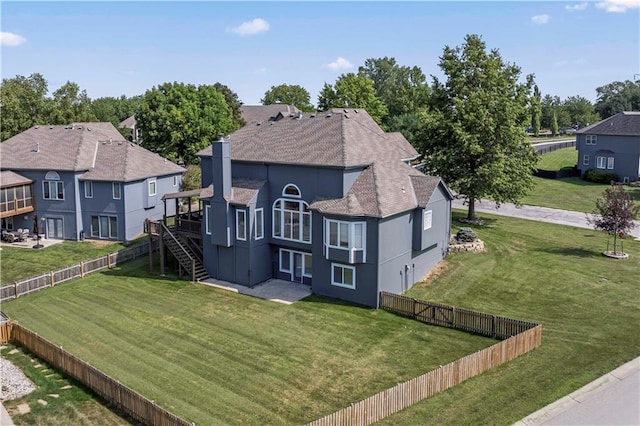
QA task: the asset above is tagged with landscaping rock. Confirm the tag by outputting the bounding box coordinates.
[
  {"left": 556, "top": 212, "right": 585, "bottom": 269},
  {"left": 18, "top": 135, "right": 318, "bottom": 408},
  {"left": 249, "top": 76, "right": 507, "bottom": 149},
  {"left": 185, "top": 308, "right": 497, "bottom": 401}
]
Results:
[
  {"left": 17, "top": 403, "right": 30, "bottom": 414},
  {"left": 0, "top": 357, "right": 36, "bottom": 401},
  {"left": 60, "top": 385, "right": 72, "bottom": 390},
  {"left": 37, "top": 399, "right": 48, "bottom": 406}
]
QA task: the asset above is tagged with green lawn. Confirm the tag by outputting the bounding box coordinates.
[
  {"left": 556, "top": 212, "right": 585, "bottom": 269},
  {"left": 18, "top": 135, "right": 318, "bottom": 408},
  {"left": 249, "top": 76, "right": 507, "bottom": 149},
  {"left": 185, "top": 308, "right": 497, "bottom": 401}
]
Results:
[
  {"left": 376, "top": 211, "right": 640, "bottom": 425},
  {"left": 536, "top": 147, "right": 577, "bottom": 171},
  {"left": 2, "top": 344, "right": 132, "bottom": 425},
  {"left": 0, "top": 238, "right": 146, "bottom": 284},
  {"left": 520, "top": 176, "right": 640, "bottom": 215},
  {"left": 1, "top": 259, "right": 494, "bottom": 425}
]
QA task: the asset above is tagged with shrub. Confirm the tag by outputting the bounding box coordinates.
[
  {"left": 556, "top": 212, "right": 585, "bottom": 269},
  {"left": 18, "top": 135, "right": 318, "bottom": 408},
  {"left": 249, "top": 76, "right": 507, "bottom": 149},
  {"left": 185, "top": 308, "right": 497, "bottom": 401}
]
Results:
[
  {"left": 582, "top": 169, "right": 618, "bottom": 184},
  {"left": 455, "top": 227, "right": 478, "bottom": 243}
]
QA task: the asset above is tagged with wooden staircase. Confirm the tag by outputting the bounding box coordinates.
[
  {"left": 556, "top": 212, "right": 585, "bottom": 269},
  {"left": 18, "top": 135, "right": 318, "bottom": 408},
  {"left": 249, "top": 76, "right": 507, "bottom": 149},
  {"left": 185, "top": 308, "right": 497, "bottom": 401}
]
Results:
[{"left": 160, "top": 223, "right": 209, "bottom": 282}]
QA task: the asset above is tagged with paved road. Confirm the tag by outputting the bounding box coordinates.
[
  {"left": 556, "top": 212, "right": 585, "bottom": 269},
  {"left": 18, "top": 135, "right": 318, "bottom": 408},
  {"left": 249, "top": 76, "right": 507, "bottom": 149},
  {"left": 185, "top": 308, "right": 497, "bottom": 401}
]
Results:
[
  {"left": 515, "top": 357, "right": 640, "bottom": 426},
  {"left": 451, "top": 198, "right": 640, "bottom": 240}
]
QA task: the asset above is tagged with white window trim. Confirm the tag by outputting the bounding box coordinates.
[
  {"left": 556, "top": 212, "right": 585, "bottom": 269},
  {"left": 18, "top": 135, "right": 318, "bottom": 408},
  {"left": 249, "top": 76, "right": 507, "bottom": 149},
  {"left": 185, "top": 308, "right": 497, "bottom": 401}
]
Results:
[
  {"left": 423, "top": 210, "right": 433, "bottom": 231},
  {"left": 596, "top": 156, "right": 606, "bottom": 169},
  {"left": 282, "top": 183, "right": 301, "bottom": 198},
  {"left": 279, "top": 249, "right": 312, "bottom": 278},
  {"left": 148, "top": 180, "right": 157, "bottom": 197},
  {"left": 91, "top": 215, "right": 118, "bottom": 240},
  {"left": 585, "top": 135, "right": 597, "bottom": 145},
  {"left": 84, "top": 181, "right": 93, "bottom": 198},
  {"left": 112, "top": 182, "right": 121, "bottom": 199},
  {"left": 331, "top": 263, "right": 356, "bottom": 289},
  {"left": 205, "top": 205, "right": 211, "bottom": 235},
  {"left": 607, "top": 156, "right": 615, "bottom": 170},
  {"left": 255, "top": 208, "right": 264, "bottom": 240},
  {"left": 236, "top": 209, "right": 246, "bottom": 241},
  {"left": 43, "top": 181, "right": 64, "bottom": 200},
  {"left": 272, "top": 198, "right": 311, "bottom": 244},
  {"left": 324, "top": 218, "right": 366, "bottom": 263},
  {"left": 583, "top": 155, "right": 589, "bottom": 166}
]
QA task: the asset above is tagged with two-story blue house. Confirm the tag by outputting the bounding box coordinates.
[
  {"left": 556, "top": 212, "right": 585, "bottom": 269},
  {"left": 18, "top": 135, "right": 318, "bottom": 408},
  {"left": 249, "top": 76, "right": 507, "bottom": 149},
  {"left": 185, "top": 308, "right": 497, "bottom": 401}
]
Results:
[
  {"left": 190, "top": 109, "right": 453, "bottom": 307},
  {"left": 0, "top": 122, "right": 184, "bottom": 241},
  {"left": 576, "top": 111, "right": 640, "bottom": 183}
]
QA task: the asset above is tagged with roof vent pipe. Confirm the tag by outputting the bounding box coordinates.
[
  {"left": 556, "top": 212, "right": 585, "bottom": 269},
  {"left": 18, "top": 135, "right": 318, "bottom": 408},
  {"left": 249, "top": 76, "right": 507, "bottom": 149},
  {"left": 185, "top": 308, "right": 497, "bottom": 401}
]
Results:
[{"left": 35, "top": 143, "right": 40, "bottom": 153}]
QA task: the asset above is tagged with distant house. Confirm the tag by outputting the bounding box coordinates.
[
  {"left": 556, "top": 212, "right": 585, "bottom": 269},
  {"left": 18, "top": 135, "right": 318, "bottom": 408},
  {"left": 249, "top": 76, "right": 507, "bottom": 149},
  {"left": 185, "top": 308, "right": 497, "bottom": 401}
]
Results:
[
  {"left": 576, "top": 111, "right": 640, "bottom": 182},
  {"left": 240, "top": 104, "right": 300, "bottom": 125},
  {"left": 180, "top": 108, "right": 452, "bottom": 307},
  {"left": 0, "top": 122, "right": 184, "bottom": 241},
  {"left": 119, "top": 115, "right": 141, "bottom": 142}
]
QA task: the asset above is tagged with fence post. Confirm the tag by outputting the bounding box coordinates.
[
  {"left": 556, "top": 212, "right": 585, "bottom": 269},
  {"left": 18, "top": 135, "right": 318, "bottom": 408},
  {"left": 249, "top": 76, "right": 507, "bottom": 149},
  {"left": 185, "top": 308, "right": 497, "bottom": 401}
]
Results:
[
  {"left": 80, "top": 261, "right": 84, "bottom": 278},
  {"left": 14, "top": 281, "right": 18, "bottom": 299},
  {"left": 452, "top": 307, "right": 456, "bottom": 327},
  {"left": 491, "top": 315, "right": 496, "bottom": 339},
  {"left": 50, "top": 271, "right": 55, "bottom": 287},
  {"left": 413, "top": 298, "right": 417, "bottom": 320},
  {"left": 107, "top": 254, "right": 111, "bottom": 269}
]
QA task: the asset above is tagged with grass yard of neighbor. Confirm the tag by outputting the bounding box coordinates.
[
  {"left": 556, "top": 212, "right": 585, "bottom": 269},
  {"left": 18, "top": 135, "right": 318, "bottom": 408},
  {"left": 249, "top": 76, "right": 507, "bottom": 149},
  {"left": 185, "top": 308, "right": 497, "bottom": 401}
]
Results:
[
  {"left": 535, "top": 147, "right": 577, "bottom": 171},
  {"left": 1, "top": 259, "right": 494, "bottom": 425},
  {"left": 376, "top": 210, "right": 640, "bottom": 425},
  {"left": 520, "top": 176, "right": 640, "bottom": 216},
  {"left": 0, "top": 238, "right": 147, "bottom": 285}
]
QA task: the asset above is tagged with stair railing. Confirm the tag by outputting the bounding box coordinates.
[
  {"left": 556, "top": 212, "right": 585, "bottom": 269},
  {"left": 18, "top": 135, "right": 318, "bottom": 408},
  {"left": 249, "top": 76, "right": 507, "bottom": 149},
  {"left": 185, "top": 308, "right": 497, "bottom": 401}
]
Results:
[{"left": 160, "top": 222, "right": 196, "bottom": 282}]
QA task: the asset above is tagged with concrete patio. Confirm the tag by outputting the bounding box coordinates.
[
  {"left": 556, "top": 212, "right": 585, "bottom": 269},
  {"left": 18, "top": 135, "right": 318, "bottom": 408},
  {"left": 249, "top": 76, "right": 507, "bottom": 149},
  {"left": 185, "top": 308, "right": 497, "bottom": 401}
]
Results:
[
  {"left": 199, "top": 278, "right": 312, "bottom": 305},
  {"left": 0, "top": 236, "right": 63, "bottom": 250}
]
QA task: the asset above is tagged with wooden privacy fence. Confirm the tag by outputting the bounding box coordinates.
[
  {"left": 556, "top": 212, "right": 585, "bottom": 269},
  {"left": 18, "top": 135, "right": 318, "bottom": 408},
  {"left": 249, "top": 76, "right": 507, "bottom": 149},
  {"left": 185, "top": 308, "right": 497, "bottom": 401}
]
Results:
[
  {"left": 9, "top": 322, "right": 192, "bottom": 426},
  {"left": 379, "top": 292, "right": 538, "bottom": 339},
  {"left": 307, "top": 293, "right": 542, "bottom": 426},
  {"left": 0, "top": 312, "right": 10, "bottom": 344},
  {"left": 0, "top": 242, "right": 153, "bottom": 302}
]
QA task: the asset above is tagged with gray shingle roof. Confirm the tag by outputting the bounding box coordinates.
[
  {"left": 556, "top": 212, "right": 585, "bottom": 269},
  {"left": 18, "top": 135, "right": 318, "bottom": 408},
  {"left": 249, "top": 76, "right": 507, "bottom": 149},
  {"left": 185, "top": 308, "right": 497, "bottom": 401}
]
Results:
[
  {"left": 576, "top": 111, "right": 640, "bottom": 136},
  {"left": 197, "top": 108, "right": 419, "bottom": 167},
  {"left": 240, "top": 104, "right": 300, "bottom": 124},
  {"left": 0, "top": 170, "right": 32, "bottom": 188},
  {"left": 119, "top": 115, "right": 136, "bottom": 129},
  {"left": 0, "top": 123, "right": 184, "bottom": 181},
  {"left": 200, "top": 178, "right": 266, "bottom": 206},
  {"left": 197, "top": 108, "right": 446, "bottom": 218}
]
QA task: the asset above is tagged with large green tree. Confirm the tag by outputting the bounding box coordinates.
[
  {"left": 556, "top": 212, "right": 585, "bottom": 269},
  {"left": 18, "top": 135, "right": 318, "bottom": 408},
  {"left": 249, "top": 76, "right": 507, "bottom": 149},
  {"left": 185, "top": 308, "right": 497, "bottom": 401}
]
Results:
[
  {"left": 358, "top": 57, "right": 430, "bottom": 122},
  {"left": 530, "top": 85, "right": 542, "bottom": 136},
  {"left": 261, "top": 84, "right": 315, "bottom": 112},
  {"left": 562, "top": 95, "right": 599, "bottom": 128},
  {"left": 0, "top": 73, "right": 51, "bottom": 140},
  {"left": 213, "top": 82, "right": 246, "bottom": 128},
  {"left": 50, "top": 81, "right": 96, "bottom": 124},
  {"left": 91, "top": 95, "right": 142, "bottom": 128},
  {"left": 594, "top": 80, "right": 640, "bottom": 119},
  {"left": 419, "top": 34, "right": 538, "bottom": 221},
  {"left": 136, "top": 82, "right": 237, "bottom": 164},
  {"left": 317, "top": 73, "right": 388, "bottom": 124}
]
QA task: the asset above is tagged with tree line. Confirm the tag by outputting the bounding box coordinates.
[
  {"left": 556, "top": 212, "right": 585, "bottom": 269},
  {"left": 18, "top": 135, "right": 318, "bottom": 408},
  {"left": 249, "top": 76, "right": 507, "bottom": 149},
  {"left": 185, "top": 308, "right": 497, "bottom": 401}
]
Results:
[{"left": 2, "top": 33, "right": 639, "bottom": 220}]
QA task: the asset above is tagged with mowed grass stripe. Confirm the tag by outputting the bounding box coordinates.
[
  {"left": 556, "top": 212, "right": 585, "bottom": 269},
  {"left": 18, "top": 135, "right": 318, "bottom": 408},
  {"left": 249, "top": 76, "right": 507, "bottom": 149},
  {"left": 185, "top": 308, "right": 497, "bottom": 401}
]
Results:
[
  {"left": 3, "top": 259, "right": 494, "bottom": 424},
  {"left": 375, "top": 211, "right": 640, "bottom": 425}
]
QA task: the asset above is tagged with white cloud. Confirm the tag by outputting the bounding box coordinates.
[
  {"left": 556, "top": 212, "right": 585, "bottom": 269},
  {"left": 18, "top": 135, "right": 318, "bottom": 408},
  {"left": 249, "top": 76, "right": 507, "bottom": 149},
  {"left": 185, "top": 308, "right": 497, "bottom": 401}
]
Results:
[
  {"left": 531, "top": 14, "right": 550, "bottom": 25},
  {"left": 596, "top": 0, "right": 640, "bottom": 12},
  {"left": 226, "top": 18, "right": 270, "bottom": 36},
  {"left": 1, "top": 32, "right": 27, "bottom": 47},
  {"left": 552, "top": 58, "right": 586, "bottom": 68},
  {"left": 565, "top": 2, "right": 589, "bottom": 11},
  {"left": 324, "top": 57, "right": 353, "bottom": 71}
]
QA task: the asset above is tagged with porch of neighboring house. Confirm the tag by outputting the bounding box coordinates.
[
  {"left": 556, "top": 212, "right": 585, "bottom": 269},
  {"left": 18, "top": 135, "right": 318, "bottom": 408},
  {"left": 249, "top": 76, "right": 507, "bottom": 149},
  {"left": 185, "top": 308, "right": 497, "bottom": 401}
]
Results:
[
  {"left": 1, "top": 171, "right": 37, "bottom": 245},
  {"left": 146, "top": 189, "right": 208, "bottom": 282}
]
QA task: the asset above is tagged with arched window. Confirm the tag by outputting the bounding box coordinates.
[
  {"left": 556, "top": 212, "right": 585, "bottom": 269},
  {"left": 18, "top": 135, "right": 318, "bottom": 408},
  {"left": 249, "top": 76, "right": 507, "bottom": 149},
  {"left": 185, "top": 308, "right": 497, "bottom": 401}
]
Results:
[
  {"left": 44, "top": 171, "right": 60, "bottom": 180},
  {"left": 273, "top": 184, "right": 311, "bottom": 243}
]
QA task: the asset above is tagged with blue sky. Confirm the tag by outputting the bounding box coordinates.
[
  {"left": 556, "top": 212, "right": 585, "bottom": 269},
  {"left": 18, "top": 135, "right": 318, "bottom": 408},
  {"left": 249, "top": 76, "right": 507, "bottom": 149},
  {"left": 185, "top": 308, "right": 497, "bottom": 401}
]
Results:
[{"left": 1, "top": 1, "right": 638, "bottom": 106}]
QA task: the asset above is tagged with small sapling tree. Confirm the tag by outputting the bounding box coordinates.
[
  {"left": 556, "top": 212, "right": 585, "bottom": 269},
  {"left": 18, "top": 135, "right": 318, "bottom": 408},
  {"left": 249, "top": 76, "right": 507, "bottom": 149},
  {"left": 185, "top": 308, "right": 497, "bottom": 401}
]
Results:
[{"left": 587, "top": 184, "right": 639, "bottom": 256}]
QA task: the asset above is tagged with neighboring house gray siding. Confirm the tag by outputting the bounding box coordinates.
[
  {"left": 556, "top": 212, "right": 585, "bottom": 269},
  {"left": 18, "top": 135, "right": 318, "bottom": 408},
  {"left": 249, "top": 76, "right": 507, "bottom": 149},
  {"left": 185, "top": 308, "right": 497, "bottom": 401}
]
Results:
[
  {"left": 0, "top": 123, "right": 185, "bottom": 242},
  {"left": 197, "top": 109, "right": 453, "bottom": 307},
  {"left": 576, "top": 111, "right": 640, "bottom": 182}
]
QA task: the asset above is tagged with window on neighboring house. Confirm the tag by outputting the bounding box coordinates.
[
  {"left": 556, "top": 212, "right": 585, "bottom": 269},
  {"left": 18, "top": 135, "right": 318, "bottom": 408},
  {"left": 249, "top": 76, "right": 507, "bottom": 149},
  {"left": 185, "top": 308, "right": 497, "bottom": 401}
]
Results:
[
  {"left": 84, "top": 181, "right": 93, "bottom": 198},
  {"left": 273, "top": 184, "right": 311, "bottom": 243},
  {"left": 583, "top": 155, "right": 589, "bottom": 166},
  {"left": 255, "top": 208, "right": 264, "bottom": 240},
  {"left": 596, "top": 156, "right": 614, "bottom": 170},
  {"left": 236, "top": 209, "right": 246, "bottom": 241},
  {"left": 91, "top": 215, "right": 118, "bottom": 239},
  {"left": 43, "top": 181, "right": 64, "bottom": 200},
  {"left": 585, "top": 135, "right": 597, "bottom": 145},
  {"left": 173, "top": 175, "right": 179, "bottom": 187},
  {"left": 205, "top": 205, "right": 211, "bottom": 235},
  {"left": 423, "top": 210, "right": 433, "bottom": 231},
  {"left": 112, "top": 182, "right": 121, "bottom": 199},
  {"left": 325, "top": 219, "right": 366, "bottom": 262},
  {"left": 148, "top": 180, "right": 157, "bottom": 196},
  {"left": 331, "top": 263, "right": 356, "bottom": 289}
]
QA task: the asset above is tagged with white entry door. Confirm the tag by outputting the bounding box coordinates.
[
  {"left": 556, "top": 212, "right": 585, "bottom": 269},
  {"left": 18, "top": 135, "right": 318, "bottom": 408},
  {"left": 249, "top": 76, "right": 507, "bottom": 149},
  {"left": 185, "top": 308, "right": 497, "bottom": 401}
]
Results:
[{"left": 46, "top": 218, "right": 63, "bottom": 239}]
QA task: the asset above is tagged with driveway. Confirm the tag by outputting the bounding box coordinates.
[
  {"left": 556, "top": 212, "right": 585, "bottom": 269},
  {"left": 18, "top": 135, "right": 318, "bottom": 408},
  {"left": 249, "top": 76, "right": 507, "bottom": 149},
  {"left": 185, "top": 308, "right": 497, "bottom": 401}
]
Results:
[{"left": 452, "top": 198, "right": 640, "bottom": 240}]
